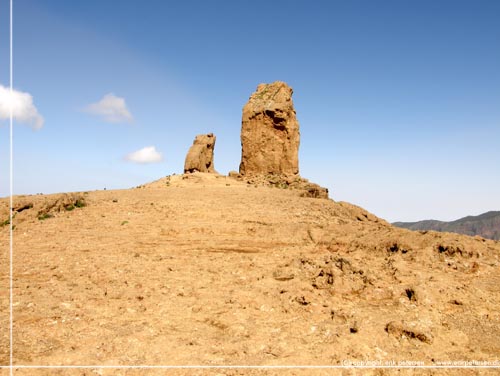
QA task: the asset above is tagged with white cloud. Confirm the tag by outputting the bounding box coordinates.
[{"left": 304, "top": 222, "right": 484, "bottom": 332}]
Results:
[
  {"left": 125, "top": 146, "right": 163, "bottom": 164},
  {"left": 85, "top": 93, "right": 133, "bottom": 123},
  {"left": 0, "top": 84, "right": 44, "bottom": 130}
]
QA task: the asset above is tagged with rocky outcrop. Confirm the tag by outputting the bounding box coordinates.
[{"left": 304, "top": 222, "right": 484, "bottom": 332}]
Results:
[
  {"left": 239, "top": 81, "right": 300, "bottom": 176},
  {"left": 233, "top": 173, "right": 329, "bottom": 199},
  {"left": 184, "top": 133, "right": 216, "bottom": 173},
  {"left": 235, "top": 81, "right": 328, "bottom": 199}
]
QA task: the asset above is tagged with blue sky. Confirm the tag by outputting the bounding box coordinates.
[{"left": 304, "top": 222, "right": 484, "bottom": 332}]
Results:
[{"left": 0, "top": 0, "right": 499, "bottom": 222}]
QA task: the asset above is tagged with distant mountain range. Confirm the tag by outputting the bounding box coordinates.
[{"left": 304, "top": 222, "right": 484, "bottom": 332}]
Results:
[{"left": 393, "top": 211, "right": 500, "bottom": 241}]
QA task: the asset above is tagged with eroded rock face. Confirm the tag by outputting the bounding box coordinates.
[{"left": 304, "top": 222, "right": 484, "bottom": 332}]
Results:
[
  {"left": 239, "top": 81, "right": 300, "bottom": 176},
  {"left": 184, "top": 133, "right": 216, "bottom": 173}
]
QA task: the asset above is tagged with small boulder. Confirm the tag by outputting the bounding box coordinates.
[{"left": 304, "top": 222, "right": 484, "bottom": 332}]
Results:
[{"left": 385, "top": 320, "right": 433, "bottom": 344}]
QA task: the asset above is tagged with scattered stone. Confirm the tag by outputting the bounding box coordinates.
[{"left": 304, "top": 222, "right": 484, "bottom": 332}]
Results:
[
  {"left": 299, "top": 183, "right": 329, "bottom": 199},
  {"left": 386, "top": 241, "right": 410, "bottom": 254},
  {"left": 272, "top": 267, "right": 295, "bottom": 281},
  {"left": 228, "top": 171, "right": 240, "bottom": 179},
  {"left": 295, "top": 296, "right": 310, "bottom": 306},
  {"left": 437, "top": 244, "right": 475, "bottom": 258},
  {"left": 385, "top": 320, "right": 433, "bottom": 344}
]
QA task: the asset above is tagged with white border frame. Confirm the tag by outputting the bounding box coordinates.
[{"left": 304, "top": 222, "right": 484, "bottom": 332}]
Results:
[{"left": 9, "top": 0, "right": 14, "bottom": 375}]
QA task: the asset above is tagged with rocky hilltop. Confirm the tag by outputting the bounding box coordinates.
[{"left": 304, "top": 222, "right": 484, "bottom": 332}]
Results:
[
  {"left": 182, "top": 81, "right": 329, "bottom": 199},
  {"left": 0, "top": 174, "right": 499, "bottom": 373},
  {"left": 394, "top": 211, "right": 500, "bottom": 241}
]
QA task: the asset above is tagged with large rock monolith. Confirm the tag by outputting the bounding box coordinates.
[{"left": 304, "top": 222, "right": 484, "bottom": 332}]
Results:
[
  {"left": 184, "top": 133, "right": 216, "bottom": 173},
  {"left": 239, "top": 81, "right": 300, "bottom": 176}
]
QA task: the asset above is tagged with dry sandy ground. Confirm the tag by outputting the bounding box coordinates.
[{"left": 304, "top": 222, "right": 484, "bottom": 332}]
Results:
[{"left": 0, "top": 172, "right": 499, "bottom": 375}]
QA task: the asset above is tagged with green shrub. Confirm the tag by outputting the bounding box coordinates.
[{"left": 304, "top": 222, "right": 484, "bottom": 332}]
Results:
[
  {"left": 38, "top": 213, "right": 54, "bottom": 221},
  {"left": 75, "top": 199, "right": 86, "bottom": 208}
]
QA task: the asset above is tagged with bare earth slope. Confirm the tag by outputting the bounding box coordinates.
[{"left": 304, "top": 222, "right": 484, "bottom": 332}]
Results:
[{"left": 1, "top": 172, "right": 499, "bottom": 375}]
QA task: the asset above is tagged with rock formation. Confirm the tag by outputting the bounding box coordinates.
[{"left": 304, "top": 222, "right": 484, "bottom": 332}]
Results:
[
  {"left": 184, "top": 133, "right": 216, "bottom": 173},
  {"left": 239, "top": 81, "right": 300, "bottom": 176}
]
